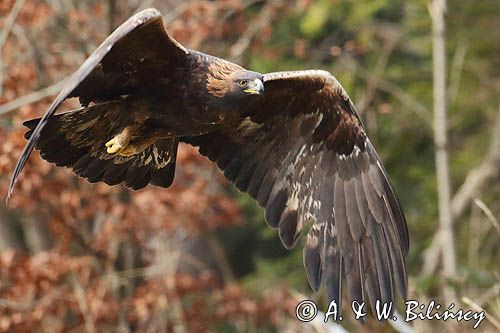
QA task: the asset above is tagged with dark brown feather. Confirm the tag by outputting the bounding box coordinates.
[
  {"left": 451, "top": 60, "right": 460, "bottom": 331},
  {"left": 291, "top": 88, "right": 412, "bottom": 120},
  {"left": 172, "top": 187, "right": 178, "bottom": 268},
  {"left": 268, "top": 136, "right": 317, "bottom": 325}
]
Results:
[
  {"left": 8, "top": 8, "right": 188, "bottom": 199},
  {"left": 184, "top": 70, "right": 409, "bottom": 311},
  {"left": 23, "top": 106, "right": 178, "bottom": 191}
]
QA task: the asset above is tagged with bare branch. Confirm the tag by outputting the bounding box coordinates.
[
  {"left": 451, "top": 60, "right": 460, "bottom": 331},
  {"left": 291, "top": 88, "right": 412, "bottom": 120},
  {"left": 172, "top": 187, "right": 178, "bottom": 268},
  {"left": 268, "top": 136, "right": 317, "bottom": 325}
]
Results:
[
  {"left": 356, "top": 30, "right": 400, "bottom": 114},
  {"left": 462, "top": 297, "right": 500, "bottom": 331},
  {"left": 0, "top": 78, "right": 66, "bottom": 116},
  {"left": 429, "top": 0, "right": 456, "bottom": 303},
  {"left": 448, "top": 42, "right": 467, "bottom": 107},
  {"left": 229, "top": 0, "right": 281, "bottom": 62},
  {"left": 475, "top": 281, "right": 500, "bottom": 307},
  {"left": 0, "top": 0, "right": 28, "bottom": 97},
  {"left": 340, "top": 56, "right": 432, "bottom": 127},
  {"left": 19, "top": 216, "right": 52, "bottom": 253},
  {"left": 0, "top": 0, "right": 27, "bottom": 48},
  {"left": 134, "top": 0, "right": 156, "bottom": 12},
  {"left": 108, "top": 0, "right": 118, "bottom": 34},
  {"left": 451, "top": 103, "right": 500, "bottom": 217},
  {"left": 207, "top": 233, "right": 236, "bottom": 284},
  {"left": 163, "top": 2, "right": 193, "bottom": 24},
  {"left": 474, "top": 198, "right": 500, "bottom": 236},
  {"left": 422, "top": 104, "right": 500, "bottom": 275},
  {"left": 0, "top": 205, "right": 22, "bottom": 251},
  {"left": 451, "top": 161, "right": 498, "bottom": 219},
  {"left": 69, "top": 273, "right": 97, "bottom": 333}
]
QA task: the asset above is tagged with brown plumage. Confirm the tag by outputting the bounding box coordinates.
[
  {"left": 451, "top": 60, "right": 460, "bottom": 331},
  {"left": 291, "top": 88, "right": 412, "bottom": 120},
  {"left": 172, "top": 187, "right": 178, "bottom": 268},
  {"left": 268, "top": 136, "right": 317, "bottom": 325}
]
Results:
[
  {"left": 206, "top": 61, "right": 245, "bottom": 98},
  {"left": 8, "top": 8, "right": 409, "bottom": 314}
]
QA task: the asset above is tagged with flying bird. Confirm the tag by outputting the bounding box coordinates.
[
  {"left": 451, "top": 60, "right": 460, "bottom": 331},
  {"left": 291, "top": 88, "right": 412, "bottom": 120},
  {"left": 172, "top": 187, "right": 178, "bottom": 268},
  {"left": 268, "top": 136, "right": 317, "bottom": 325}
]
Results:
[{"left": 8, "top": 9, "right": 408, "bottom": 313}]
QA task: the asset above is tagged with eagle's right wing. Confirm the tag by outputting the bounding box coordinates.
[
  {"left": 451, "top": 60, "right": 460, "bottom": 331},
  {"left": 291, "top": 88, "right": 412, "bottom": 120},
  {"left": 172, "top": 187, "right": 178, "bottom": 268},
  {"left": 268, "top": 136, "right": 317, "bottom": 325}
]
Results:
[{"left": 7, "top": 8, "right": 189, "bottom": 200}]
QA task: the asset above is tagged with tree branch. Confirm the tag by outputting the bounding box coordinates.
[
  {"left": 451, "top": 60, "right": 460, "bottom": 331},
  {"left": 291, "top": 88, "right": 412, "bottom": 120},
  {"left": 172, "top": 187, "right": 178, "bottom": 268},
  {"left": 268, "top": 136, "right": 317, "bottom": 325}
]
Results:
[
  {"left": 0, "top": 205, "right": 22, "bottom": 251},
  {"left": 422, "top": 104, "right": 500, "bottom": 275},
  {"left": 462, "top": 297, "right": 500, "bottom": 331},
  {"left": 229, "top": 0, "right": 281, "bottom": 62},
  {"left": 0, "top": 0, "right": 27, "bottom": 98},
  {"left": 429, "top": 0, "right": 456, "bottom": 303},
  {"left": 355, "top": 30, "right": 400, "bottom": 114},
  {"left": 0, "top": 78, "right": 67, "bottom": 116},
  {"left": 340, "top": 56, "right": 432, "bottom": 127},
  {"left": 474, "top": 198, "right": 500, "bottom": 236}
]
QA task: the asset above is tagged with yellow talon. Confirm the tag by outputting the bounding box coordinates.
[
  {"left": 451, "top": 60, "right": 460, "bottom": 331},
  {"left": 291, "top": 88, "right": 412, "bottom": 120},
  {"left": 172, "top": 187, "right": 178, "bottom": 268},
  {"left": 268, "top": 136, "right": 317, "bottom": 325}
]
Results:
[
  {"left": 105, "top": 129, "right": 131, "bottom": 155},
  {"left": 104, "top": 127, "right": 158, "bottom": 156},
  {"left": 105, "top": 137, "right": 124, "bottom": 154}
]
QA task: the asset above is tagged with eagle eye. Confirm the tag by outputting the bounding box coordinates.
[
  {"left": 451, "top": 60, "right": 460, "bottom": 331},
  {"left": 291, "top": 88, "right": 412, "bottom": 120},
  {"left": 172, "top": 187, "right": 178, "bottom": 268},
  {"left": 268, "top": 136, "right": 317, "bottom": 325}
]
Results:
[{"left": 237, "top": 80, "right": 248, "bottom": 87}]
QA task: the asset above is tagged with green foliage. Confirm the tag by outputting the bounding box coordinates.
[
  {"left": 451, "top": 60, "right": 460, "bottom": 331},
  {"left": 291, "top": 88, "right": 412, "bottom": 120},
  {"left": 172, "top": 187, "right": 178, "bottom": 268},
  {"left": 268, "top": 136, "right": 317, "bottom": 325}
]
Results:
[{"left": 300, "top": 0, "right": 334, "bottom": 38}]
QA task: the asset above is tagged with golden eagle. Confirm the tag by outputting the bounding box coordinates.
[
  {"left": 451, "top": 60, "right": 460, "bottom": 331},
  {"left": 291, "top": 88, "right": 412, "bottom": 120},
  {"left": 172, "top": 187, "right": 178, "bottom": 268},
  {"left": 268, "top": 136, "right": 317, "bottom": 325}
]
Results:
[{"left": 8, "top": 9, "right": 408, "bottom": 312}]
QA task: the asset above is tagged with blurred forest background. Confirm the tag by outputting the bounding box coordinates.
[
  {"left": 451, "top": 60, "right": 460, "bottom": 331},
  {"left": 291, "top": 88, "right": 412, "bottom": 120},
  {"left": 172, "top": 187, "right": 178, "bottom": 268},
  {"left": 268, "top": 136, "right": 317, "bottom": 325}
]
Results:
[{"left": 0, "top": 0, "right": 499, "bottom": 332}]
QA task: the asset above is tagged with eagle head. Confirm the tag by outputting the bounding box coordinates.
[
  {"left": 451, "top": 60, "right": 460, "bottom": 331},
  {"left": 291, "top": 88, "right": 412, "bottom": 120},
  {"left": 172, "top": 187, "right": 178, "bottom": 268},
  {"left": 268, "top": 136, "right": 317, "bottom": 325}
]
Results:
[
  {"left": 230, "top": 72, "right": 265, "bottom": 96},
  {"left": 206, "top": 62, "right": 264, "bottom": 105}
]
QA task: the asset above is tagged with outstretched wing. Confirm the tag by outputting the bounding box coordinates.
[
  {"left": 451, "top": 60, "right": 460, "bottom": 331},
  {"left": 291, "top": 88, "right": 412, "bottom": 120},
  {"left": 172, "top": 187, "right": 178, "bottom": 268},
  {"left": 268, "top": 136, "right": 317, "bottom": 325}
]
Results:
[
  {"left": 7, "top": 8, "right": 189, "bottom": 200},
  {"left": 184, "top": 70, "right": 409, "bottom": 312}
]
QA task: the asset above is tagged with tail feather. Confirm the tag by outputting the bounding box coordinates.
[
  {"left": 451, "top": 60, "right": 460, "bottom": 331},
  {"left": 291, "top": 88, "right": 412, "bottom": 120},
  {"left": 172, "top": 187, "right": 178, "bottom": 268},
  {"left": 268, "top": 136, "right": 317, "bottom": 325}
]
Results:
[
  {"left": 150, "top": 161, "right": 176, "bottom": 188},
  {"left": 102, "top": 161, "right": 129, "bottom": 186},
  {"left": 23, "top": 103, "right": 178, "bottom": 191},
  {"left": 40, "top": 136, "right": 86, "bottom": 167}
]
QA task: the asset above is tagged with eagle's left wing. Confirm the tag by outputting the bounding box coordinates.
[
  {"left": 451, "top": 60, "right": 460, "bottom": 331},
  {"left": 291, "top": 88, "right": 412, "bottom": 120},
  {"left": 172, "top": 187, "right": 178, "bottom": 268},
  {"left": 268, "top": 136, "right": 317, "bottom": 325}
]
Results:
[{"left": 184, "top": 70, "right": 408, "bottom": 313}]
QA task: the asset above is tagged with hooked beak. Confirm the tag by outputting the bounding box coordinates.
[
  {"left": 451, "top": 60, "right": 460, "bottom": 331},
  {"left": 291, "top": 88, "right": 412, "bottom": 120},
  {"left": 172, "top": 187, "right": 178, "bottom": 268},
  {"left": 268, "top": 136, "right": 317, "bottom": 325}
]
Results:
[{"left": 244, "top": 78, "right": 264, "bottom": 96}]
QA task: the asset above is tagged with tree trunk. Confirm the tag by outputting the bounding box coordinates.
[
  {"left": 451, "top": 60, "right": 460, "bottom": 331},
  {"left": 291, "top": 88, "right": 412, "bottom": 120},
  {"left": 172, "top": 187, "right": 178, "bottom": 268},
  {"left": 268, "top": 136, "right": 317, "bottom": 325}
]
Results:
[
  {"left": 0, "top": 206, "right": 22, "bottom": 251},
  {"left": 20, "top": 216, "right": 52, "bottom": 253},
  {"left": 429, "top": 0, "right": 457, "bottom": 302}
]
